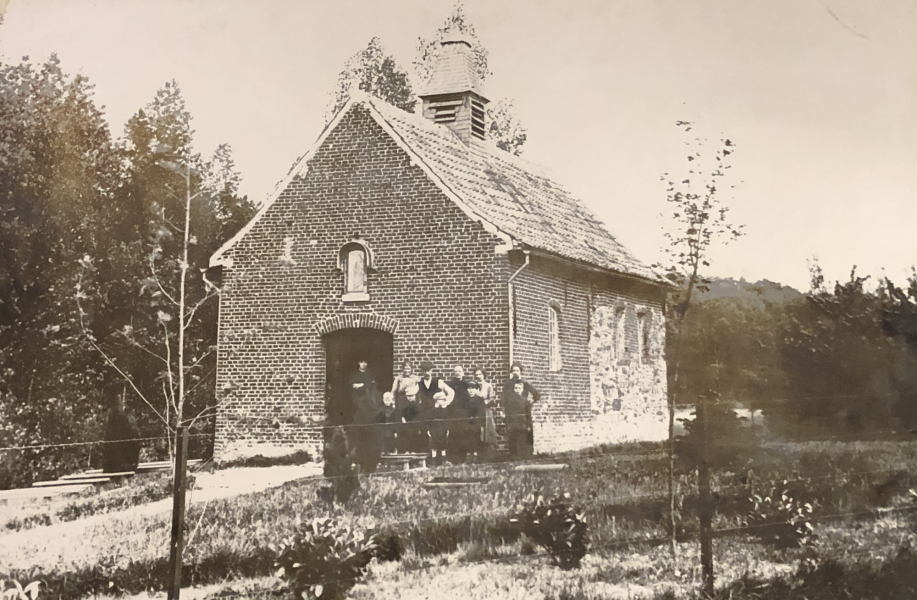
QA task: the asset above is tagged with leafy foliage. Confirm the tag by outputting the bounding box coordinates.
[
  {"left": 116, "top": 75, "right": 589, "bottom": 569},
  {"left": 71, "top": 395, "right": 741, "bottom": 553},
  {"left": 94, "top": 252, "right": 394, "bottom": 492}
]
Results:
[
  {"left": 0, "top": 580, "right": 41, "bottom": 600},
  {"left": 0, "top": 57, "right": 254, "bottom": 487},
  {"left": 272, "top": 518, "right": 377, "bottom": 600},
  {"left": 319, "top": 426, "right": 360, "bottom": 505},
  {"left": 510, "top": 492, "right": 589, "bottom": 570},
  {"left": 661, "top": 121, "right": 744, "bottom": 320},
  {"left": 413, "top": 2, "right": 490, "bottom": 86},
  {"left": 327, "top": 37, "right": 416, "bottom": 120},
  {"left": 776, "top": 264, "right": 917, "bottom": 436},
  {"left": 487, "top": 98, "right": 528, "bottom": 156},
  {"left": 746, "top": 485, "right": 817, "bottom": 548},
  {"left": 676, "top": 398, "right": 758, "bottom": 471}
]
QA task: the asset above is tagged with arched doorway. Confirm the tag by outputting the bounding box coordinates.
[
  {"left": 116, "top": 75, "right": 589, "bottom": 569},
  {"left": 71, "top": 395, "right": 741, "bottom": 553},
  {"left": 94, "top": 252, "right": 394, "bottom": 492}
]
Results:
[{"left": 323, "top": 327, "right": 394, "bottom": 427}]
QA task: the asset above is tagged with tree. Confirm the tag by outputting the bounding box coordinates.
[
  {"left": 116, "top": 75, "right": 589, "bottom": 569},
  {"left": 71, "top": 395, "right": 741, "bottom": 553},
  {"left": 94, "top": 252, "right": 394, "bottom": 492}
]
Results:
[
  {"left": 414, "top": 3, "right": 528, "bottom": 156},
  {"left": 327, "top": 37, "right": 416, "bottom": 121},
  {"left": 413, "top": 2, "right": 491, "bottom": 87},
  {"left": 777, "top": 264, "right": 917, "bottom": 436},
  {"left": 75, "top": 81, "right": 255, "bottom": 460},
  {"left": 0, "top": 56, "right": 119, "bottom": 486},
  {"left": 659, "top": 120, "right": 743, "bottom": 577}
]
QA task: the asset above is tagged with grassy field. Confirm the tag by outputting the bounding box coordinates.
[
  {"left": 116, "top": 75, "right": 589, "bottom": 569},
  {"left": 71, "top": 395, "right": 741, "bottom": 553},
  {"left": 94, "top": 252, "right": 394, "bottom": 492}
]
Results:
[{"left": 2, "top": 440, "right": 916, "bottom": 599}]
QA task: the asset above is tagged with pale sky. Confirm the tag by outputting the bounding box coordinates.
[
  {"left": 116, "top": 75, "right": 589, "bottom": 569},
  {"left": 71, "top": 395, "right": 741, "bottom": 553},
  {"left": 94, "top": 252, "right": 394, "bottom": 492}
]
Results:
[{"left": 1, "top": 0, "right": 914, "bottom": 291}]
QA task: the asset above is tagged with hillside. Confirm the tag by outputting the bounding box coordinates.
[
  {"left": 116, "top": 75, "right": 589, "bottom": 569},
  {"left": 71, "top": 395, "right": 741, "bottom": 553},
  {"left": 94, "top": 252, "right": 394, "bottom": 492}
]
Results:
[{"left": 695, "top": 277, "right": 804, "bottom": 304}]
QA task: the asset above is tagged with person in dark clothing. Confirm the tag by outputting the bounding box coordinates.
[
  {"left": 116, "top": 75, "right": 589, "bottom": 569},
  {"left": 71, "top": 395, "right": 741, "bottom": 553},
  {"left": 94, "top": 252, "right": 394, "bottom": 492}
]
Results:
[
  {"left": 503, "top": 361, "right": 541, "bottom": 451},
  {"left": 377, "top": 392, "right": 399, "bottom": 454},
  {"left": 446, "top": 365, "right": 474, "bottom": 464},
  {"left": 417, "top": 360, "right": 451, "bottom": 409},
  {"left": 350, "top": 359, "right": 377, "bottom": 416},
  {"left": 502, "top": 362, "right": 541, "bottom": 405},
  {"left": 350, "top": 359, "right": 381, "bottom": 473},
  {"left": 503, "top": 380, "right": 533, "bottom": 459},
  {"left": 427, "top": 388, "right": 454, "bottom": 466},
  {"left": 417, "top": 361, "right": 453, "bottom": 444},
  {"left": 399, "top": 383, "right": 426, "bottom": 453}
]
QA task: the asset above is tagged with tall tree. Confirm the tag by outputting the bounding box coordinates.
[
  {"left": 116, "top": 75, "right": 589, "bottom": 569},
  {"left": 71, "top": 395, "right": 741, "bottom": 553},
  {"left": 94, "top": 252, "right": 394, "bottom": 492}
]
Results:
[
  {"left": 778, "top": 264, "right": 917, "bottom": 436},
  {"left": 327, "top": 37, "right": 416, "bottom": 120},
  {"left": 0, "top": 56, "right": 119, "bottom": 486},
  {"left": 660, "top": 120, "right": 744, "bottom": 567},
  {"left": 414, "top": 3, "right": 528, "bottom": 156},
  {"left": 76, "top": 81, "right": 255, "bottom": 458}
]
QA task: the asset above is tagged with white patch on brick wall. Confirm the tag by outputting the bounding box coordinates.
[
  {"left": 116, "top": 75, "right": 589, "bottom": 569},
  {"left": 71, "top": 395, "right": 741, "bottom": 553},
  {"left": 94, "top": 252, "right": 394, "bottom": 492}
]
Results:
[
  {"left": 589, "top": 304, "right": 668, "bottom": 444},
  {"left": 278, "top": 236, "right": 296, "bottom": 265}
]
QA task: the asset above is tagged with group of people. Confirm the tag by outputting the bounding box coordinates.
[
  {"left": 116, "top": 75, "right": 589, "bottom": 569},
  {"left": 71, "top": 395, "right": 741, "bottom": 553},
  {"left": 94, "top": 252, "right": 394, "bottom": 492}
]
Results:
[{"left": 346, "top": 359, "right": 541, "bottom": 469}]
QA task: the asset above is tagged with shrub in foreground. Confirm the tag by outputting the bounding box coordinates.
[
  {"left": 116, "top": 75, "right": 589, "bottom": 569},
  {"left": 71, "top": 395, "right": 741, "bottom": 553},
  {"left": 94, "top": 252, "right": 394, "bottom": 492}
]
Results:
[
  {"left": 511, "top": 492, "right": 589, "bottom": 570},
  {"left": 273, "top": 518, "right": 377, "bottom": 600},
  {"left": 0, "top": 580, "right": 41, "bottom": 600},
  {"left": 746, "top": 484, "right": 817, "bottom": 548}
]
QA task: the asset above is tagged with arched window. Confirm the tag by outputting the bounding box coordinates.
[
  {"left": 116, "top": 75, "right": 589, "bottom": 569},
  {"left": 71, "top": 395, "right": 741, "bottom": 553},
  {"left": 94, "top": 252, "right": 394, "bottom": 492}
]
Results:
[
  {"left": 549, "top": 303, "right": 562, "bottom": 371},
  {"left": 338, "top": 240, "right": 374, "bottom": 300},
  {"left": 345, "top": 247, "right": 366, "bottom": 293}
]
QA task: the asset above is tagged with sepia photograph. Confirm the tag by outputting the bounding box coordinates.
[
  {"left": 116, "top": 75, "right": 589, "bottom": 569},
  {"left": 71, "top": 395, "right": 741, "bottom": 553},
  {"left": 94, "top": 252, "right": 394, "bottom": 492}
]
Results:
[{"left": 0, "top": 1, "right": 915, "bottom": 598}]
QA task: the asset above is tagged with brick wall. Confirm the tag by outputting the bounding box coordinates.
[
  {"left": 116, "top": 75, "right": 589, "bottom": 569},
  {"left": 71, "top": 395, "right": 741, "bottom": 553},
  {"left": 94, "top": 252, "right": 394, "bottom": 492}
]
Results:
[
  {"left": 214, "top": 104, "right": 512, "bottom": 460},
  {"left": 509, "top": 253, "right": 668, "bottom": 452}
]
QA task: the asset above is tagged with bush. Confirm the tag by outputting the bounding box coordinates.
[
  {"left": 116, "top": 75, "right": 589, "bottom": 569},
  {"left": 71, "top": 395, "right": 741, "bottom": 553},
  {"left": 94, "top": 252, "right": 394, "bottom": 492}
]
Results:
[
  {"left": 510, "top": 492, "right": 589, "bottom": 570},
  {"left": 746, "top": 484, "right": 817, "bottom": 548},
  {"left": 676, "top": 401, "right": 758, "bottom": 472},
  {"left": 102, "top": 406, "right": 140, "bottom": 473},
  {"left": 319, "top": 427, "right": 359, "bottom": 505},
  {"left": 273, "top": 517, "right": 377, "bottom": 600},
  {"left": 371, "top": 530, "right": 403, "bottom": 562}
]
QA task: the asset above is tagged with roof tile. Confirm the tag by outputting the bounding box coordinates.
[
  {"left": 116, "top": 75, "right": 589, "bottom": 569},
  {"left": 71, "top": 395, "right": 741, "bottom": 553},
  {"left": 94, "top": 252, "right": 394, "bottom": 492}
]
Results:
[{"left": 366, "top": 97, "right": 662, "bottom": 283}]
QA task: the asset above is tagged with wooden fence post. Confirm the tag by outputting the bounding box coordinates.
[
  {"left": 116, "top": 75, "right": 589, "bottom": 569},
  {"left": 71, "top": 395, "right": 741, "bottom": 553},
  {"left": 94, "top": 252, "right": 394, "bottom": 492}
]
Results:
[
  {"left": 697, "top": 397, "right": 715, "bottom": 597},
  {"left": 167, "top": 426, "right": 189, "bottom": 600}
]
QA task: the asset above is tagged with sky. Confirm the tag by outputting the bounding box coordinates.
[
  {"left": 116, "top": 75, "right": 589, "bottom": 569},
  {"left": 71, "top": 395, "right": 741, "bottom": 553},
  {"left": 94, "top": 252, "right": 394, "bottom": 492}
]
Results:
[{"left": 0, "top": 0, "right": 914, "bottom": 291}]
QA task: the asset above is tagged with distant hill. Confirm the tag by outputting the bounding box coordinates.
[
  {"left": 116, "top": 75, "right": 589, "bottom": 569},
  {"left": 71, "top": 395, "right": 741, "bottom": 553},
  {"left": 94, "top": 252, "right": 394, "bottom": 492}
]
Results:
[{"left": 695, "top": 277, "right": 804, "bottom": 305}]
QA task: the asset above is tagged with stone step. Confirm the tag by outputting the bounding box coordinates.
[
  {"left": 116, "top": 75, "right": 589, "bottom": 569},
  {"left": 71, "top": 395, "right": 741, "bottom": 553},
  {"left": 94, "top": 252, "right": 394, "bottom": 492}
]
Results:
[
  {"left": 513, "top": 463, "right": 569, "bottom": 472},
  {"left": 378, "top": 453, "right": 427, "bottom": 471},
  {"left": 135, "top": 459, "right": 202, "bottom": 473},
  {"left": 59, "top": 471, "right": 134, "bottom": 481},
  {"left": 32, "top": 477, "right": 111, "bottom": 488}
]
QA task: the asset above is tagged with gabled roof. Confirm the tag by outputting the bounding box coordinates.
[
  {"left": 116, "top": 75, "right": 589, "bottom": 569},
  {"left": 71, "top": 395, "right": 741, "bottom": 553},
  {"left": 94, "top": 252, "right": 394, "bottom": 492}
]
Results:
[{"left": 211, "top": 93, "right": 664, "bottom": 285}]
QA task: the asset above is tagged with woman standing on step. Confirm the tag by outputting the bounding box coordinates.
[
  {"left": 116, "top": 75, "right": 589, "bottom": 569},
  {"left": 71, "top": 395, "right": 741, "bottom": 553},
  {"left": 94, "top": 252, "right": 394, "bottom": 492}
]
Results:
[{"left": 468, "top": 368, "right": 497, "bottom": 455}]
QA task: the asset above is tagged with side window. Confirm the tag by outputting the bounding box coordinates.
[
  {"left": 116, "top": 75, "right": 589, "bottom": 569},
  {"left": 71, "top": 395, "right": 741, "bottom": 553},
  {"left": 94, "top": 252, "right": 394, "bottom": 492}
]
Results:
[
  {"left": 637, "top": 312, "right": 649, "bottom": 360},
  {"left": 614, "top": 306, "right": 626, "bottom": 359},
  {"left": 549, "top": 304, "right": 562, "bottom": 371}
]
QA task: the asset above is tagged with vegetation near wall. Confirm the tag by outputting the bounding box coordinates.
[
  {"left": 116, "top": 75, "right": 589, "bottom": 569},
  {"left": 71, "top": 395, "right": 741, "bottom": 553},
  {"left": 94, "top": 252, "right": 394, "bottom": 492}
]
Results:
[
  {"left": 0, "top": 56, "right": 255, "bottom": 489},
  {"left": 671, "top": 273, "right": 917, "bottom": 439}
]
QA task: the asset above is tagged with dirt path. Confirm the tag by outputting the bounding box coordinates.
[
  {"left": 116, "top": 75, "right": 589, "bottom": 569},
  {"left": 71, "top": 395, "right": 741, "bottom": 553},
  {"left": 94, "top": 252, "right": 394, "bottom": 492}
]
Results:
[{"left": 0, "top": 463, "right": 322, "bottom": 570}]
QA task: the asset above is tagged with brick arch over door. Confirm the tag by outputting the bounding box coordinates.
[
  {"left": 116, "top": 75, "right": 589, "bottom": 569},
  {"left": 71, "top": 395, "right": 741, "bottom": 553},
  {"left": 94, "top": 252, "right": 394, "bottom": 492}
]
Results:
[{"left": 313, "top": 313, "right": 399, "bottom": 337}]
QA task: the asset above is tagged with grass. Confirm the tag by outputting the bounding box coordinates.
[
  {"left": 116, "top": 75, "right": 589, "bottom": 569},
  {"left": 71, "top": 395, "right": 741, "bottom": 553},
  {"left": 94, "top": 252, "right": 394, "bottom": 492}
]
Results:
[
  {"left": 2, "top": 440, "right": 915, "bottom": 598},
  {"left": 0, "top": 471, "right": 192, "bottom": 533}
]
